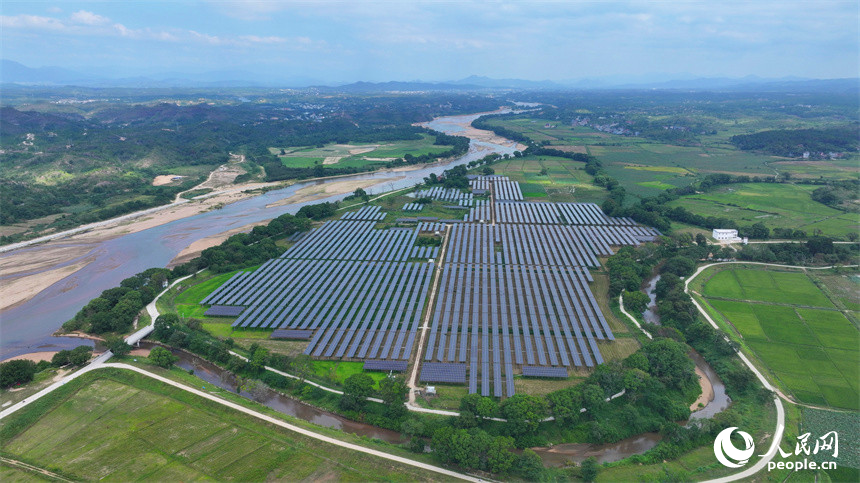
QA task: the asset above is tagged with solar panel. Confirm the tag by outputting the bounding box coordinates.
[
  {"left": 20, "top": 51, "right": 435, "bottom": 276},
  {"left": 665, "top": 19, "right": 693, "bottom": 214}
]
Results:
[
  {"left": 270, "top": 329, "right": 314, "bottom": 340},
  {"left": 522, "top": 366, "right": 568, "bottom": 378},
  {"left": 204, "top": 305, "right": 246, "bottom": 317},
  {"left": 363, "top": 360, "right": 408, "bottom": 372},
  {"left": 419, "top": 362, "right": 467, "bottom": 383}
]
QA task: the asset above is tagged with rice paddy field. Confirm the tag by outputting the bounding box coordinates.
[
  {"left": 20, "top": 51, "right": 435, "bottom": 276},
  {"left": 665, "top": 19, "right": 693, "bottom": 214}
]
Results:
[
  {"left": 270, "top": 134, "right": 452, "bottom": 170},
  {"left": 0, "top": 371, "right": 434, "bottom": 482},
  {"left": 667, "top": 183, "right": 858, "bottom": 237},
  {"left": 698, "top": 267, "right": 859, "bottom": 410}
]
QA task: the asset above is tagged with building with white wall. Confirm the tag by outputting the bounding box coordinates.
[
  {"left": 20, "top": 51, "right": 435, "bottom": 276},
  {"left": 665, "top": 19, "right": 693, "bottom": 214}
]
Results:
[{"left": 712, "top": 229, "right": 740, "bottom": 241}]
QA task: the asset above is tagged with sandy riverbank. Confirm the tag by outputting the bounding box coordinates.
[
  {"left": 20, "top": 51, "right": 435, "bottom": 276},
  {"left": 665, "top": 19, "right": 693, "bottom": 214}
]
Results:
[
  {"left": 0, "top": 181, "right": 281, "bottom": 312},
  {"left": 0, "top": 351, "right": 59, "bottom": 363},
  {"left": 417, "top": 109, "right": 528, "bottom": 152},
  {"left": 266, "top": 177, "right": 402, "bottom": 208},
  {"left": 690, "top": 365, "right": 714, "bottom": 411}
]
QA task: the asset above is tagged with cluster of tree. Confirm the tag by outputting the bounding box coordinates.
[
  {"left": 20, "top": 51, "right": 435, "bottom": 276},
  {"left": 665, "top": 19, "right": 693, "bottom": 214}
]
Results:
[
  {"left": 424, "top": 164, "right": 470, "bottom": 189},
  {"left": 343, "top": 188, "right": 370, "bottom": 202},
  {"left": 730, "top": 125, "right": 859, "bottom": 157},
  {"left": 0, "top": 359, "right": 44, "bottom": 388},
  {"left": 177, "top": 213, "right": 311, "bottom": 274},
  {"left": 735, "top": 237, "right": 858, "bottom": 265},
  {"left": 414, "top": 235, "right": 442, "bottom": 247},
  {"left": 51, "top": 346, "right": 94, "bottom": 366},
  {"left": 605, "top": 245, "right": 660, "bottom": 297},
  {"left": 63, "top": 268, "right": 171, "bottom": 334},
  {"left": 812, "top": 180, "right": 860, "bottom": 210},
  {"left": 296, "top": 202, "right": 338, "bottom": 220}
]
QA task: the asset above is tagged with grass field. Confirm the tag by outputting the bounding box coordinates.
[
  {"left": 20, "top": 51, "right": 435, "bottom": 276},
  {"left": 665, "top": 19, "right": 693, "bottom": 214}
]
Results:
[
  {"left": 0, "top": 371, "right": 433, "bottom": 481},
  {"left": 484, "top": 116, "right": 857, "bottom": 201},
  {"left": 488, "top": 155, "right": 607, "bottom": 203},
  {"left": 700, "top": 267, "right": 859, "bottom": 409},
  {"left": 271, "top": 134, "right": 452, "bottom": 170},
  {"left": 668, "top": 183, "right": 857, "bottom": 237}
]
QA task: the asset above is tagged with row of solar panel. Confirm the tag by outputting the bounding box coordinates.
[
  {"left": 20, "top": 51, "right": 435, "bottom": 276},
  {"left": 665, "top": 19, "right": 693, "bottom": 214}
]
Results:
[
  {"left": 492, "top": 179, "right": 524, "bottom": 201},
  {"left": 409, "top": 246, "right": 440, "bottom": 259},
  {"left": 402, "top": 203, "right": 424, "bottom": 211},
  {"left": 341, "top": 205, "right": 385, "bottom": 221},
  {"left": 492, "top": 201, "right": 639, "bottom": 226},
  {"left": 364, "top": 360, "right": 408, "bottom": 372},
  {"left": 279, "top": 221, "right": 418, "bottom": 261},
  {"left": 444, "top": 223, "right": 610, "bottom": 271},
  {"left": 413, "top": 187, "right": 473, "bottom": 201}
]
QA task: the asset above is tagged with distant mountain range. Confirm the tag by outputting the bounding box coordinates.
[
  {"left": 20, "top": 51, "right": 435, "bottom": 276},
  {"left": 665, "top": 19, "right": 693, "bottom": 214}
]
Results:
[{"left": 2, "top": 59, "right": 857, "bottom": 93}]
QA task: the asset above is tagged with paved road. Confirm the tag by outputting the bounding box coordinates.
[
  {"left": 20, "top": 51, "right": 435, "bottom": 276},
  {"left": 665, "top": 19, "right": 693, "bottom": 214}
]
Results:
[
  {"left": 686, "top": 261, "right": 796, "bottom": 483},
  {"left": 618, "top": 294, "right": 653, "bottom": 340}
]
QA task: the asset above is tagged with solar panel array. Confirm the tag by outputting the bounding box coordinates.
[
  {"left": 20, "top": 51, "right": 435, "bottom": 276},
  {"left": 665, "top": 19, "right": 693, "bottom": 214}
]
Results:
[
  {"left": 277, "top": 221, "right": 418, "bottom": 261},
  {"left": 522, "top": 366, "right": 569, "bottom": 378},
  {"left": 413, "top": 187, "right": 473, "bottom": 202},
  {"left": 341, "top": 205, "right": 385, "bottom": 221},
  {"left": 204, "top": 305, "right": 246, "bottom": 317},
  {"left": 403, "top": 203, "right": 424, "bottom": 211},
  {"left": 270, "top": 329, "right": 314, "bottom": 339},
  {"left": 420, "top": 362, "right": 467, "bottom": 383},
  {"left": 363, "top": 360, "right": 408, "bottom": 372},
  {"left": 492, "top": 178, "right": 524, "bottom": 201}
]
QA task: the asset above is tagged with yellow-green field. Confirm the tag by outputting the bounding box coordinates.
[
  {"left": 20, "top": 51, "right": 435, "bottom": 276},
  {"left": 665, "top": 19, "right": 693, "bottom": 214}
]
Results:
[
  {"left": 271, "top": 134, "right": 452, "bottom": 170},
  {"left": 0, "top": 371, "right": 434, "bottom": 481}
]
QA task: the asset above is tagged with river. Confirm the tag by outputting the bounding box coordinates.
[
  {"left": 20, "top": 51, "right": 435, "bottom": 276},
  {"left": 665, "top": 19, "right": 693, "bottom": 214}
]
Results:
[{"left": 0, "top": 109, "right": 518, "bottom": 359}]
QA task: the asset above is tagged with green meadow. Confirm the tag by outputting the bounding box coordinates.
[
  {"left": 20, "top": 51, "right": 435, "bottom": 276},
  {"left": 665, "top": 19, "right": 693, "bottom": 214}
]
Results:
[
  {"left": 272, "top": 134, "right": 452, "bottom": 170},
  {"left": 667, "top": 183, "right": 858, "bottom": 236}
]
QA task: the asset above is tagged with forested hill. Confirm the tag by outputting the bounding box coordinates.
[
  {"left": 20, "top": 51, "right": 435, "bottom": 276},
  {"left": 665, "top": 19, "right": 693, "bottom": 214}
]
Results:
[
  {"left": 0, "top": 93, "right": 499, "bottom": 243},
  {"left": 730, "top": 125, "right": 859, "bottom": 158}
]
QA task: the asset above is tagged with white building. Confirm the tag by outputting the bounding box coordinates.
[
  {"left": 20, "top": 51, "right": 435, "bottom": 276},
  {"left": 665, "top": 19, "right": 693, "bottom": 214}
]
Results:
[{"left": 713, "top": 229, "right": 740, "bottom": 241}]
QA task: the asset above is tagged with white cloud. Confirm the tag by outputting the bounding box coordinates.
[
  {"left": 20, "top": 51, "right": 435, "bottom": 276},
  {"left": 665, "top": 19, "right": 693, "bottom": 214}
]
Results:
[{"left": 70, "top": 10, "right": 110, "bottom": 26}]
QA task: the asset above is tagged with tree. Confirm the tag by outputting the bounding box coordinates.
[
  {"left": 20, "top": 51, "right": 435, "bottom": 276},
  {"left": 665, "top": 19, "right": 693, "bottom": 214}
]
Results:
[
  {"left": 378, "top": 376, "right": 408, "bottom": 418},
  {"left": 487, "top": 436, "right": 516, "bottom": 474},
  {"left": 106, "top": 335, "right": 132, "bottom": 356},
  {"left": 149, "top": 346, "right": 178, "bottom": 368},
  {"left": 499, "top": 394, "right": 547, "bottom": 437},
  {"left": 515, "top": 449, "right": 545, "bottom": 480},
  {"left": 661, "top": 256, "right": 696, "bottom": 277},
  {"left": 291, "top": 354, "right": 313, "bottom": 381},
  {"left": 622, "top": 290, "right": 650, "bottom": 314},
  {"left": 642, "top": 339, "right": 695, "bottom": 389},
  {"left": 67, "top": 346, "right": 93, "bottom": 365},
  {"left": 695, "top": 233, "right": 708, "bottom": 247},
  {"left": 581, "top": 456, "right": 599, "bottom": 482},
  {"left": 0, "top": 359, "right": 37, "bottom": 388},
  {"left": 340, "top": 373, "right": 374, "bottom": 411}
]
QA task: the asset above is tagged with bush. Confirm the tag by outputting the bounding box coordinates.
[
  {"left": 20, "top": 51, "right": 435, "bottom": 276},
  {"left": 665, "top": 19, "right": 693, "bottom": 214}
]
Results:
[
  {"left": 149, "top": 346, "right": 178, "bottom": 368},
  {"left": 0, "top": 359, "right": 37, "bottom": 388}
]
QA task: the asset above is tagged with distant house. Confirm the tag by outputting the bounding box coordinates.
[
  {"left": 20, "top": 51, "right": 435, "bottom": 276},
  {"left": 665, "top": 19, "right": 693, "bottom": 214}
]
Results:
[{"left": 713, "top": 229, "right": 740, "bottom": 241}]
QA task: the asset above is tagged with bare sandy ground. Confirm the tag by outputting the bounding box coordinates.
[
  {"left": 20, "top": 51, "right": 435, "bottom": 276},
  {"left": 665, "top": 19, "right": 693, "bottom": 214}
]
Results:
[
  {"left": 152, "top": 175, "right": 182, "bottom": 186},
  {"left": 417, "top": 110, "right": 528, "bottom": 152},
  {"left": 323, "top": 156, "right": 343, "bottom": 165},
  {"left": 0, "top": 181, "right": 279, "bottom": 312},
  {"left": 690, "top": 365, "right": 714, "bottom": 411},
  {"left": 266, "top": 177, "right": 402, "bottom": 208},
  {"left": 0, "top": 351, "right": 57, "bottom": 363},
  {"left": 0, "top": 258, "right": 93, "bottom": 312}
]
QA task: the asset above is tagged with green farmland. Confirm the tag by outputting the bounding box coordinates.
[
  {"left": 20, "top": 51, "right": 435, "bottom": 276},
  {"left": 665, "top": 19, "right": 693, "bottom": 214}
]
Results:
[
  {"left": 0, "top": 371, "right": 432, "bottom": 481},
  {"left": 699, "top": 267, "right": 859, "bottom": 410},
  {"left": 667, "top": 183, "right": 859, "bottom": 237},
  {"left": 489, "top": 154, "right": 606, "bottom": 203},
  {"left": 271, "top": 134, "right": 452, "bottom": 170}
]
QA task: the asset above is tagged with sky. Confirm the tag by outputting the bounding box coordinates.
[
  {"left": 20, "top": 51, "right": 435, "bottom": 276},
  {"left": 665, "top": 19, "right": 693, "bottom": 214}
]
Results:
[{"left": 1, "top": 0, "right": 858, "bottom": 84}]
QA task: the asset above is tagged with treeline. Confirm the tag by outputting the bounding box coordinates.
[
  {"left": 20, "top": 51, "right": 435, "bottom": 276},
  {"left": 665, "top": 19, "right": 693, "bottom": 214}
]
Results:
[
  {"left": 730, "top": 125, "right": 860, "bottom": 157},
  {"left": 179, "top": 212, "right": 313, "bottom": 275},
  {"left": 812, "top": 179, "right": 860, "bottom": 211},
  {"left": 63, "top": 268, "right": 171, "bottom": 334}
]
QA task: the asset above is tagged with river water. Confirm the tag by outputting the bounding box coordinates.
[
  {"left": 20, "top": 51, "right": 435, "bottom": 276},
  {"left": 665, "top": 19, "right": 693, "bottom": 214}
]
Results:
[{"left": 0, "top": 110, "right": 518, "bottom": 359}]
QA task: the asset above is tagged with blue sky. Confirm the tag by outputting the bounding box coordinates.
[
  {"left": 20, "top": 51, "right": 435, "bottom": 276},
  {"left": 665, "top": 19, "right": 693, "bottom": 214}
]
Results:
[{"left": 1, "top": 1, "right": 857, "bottom": 83}]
